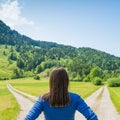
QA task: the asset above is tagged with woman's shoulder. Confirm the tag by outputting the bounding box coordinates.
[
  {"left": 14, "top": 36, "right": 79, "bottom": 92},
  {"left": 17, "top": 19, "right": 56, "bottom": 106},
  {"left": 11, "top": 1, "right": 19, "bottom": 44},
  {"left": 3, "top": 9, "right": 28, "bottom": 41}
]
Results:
[
  {"left": 69, "top": 92, "right": 82, "bottom": 99},
  {"left": 69, "top": 92, "right": 84, "bottom": 106}
]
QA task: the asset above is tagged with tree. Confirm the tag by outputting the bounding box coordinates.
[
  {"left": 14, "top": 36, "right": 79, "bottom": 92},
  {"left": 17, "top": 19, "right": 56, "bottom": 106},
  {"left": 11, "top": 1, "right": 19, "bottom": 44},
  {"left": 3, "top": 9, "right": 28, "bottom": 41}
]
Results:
[
  {"left": 90, "top": 66, "right": 102, "bottom": 81},
  {"left": 12, "top": 68, "right": 24, "bottom": 79},
  {"left": 3, "top": 50, "right": 6, "bottom": 56},
  {"left": 9, "top": 52, "right": 17, "bottom": 60},
  {"left": 17, "top": 58, "right": 25, "bottom": 69},
  {"left": 92, "top": 77, "right": 102, "bottom": 85},
  {"left": 36, "top": 65, "right": 43, "bottom": 73}
]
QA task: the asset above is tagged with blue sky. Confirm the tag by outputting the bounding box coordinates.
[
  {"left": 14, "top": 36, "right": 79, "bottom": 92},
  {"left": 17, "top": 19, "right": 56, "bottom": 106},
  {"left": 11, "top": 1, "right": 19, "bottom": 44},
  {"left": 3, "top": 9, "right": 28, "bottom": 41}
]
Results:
[{"left": 0, "top": 0, "right": 120, "bottom": 57}]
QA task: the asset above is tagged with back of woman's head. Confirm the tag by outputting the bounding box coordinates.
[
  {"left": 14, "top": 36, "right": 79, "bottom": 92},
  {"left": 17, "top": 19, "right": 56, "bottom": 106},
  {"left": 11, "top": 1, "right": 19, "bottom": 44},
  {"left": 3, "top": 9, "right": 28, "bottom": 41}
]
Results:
[{"left": 42, "top": 67, "right": 70, "bottom": 107}]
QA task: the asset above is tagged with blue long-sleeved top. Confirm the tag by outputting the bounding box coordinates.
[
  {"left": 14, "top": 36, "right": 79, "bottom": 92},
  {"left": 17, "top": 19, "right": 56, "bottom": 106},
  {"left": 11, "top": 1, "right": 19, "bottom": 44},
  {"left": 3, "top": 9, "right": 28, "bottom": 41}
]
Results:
[{"left": 24, "top": 92, "right": 98, "bottom": 120}]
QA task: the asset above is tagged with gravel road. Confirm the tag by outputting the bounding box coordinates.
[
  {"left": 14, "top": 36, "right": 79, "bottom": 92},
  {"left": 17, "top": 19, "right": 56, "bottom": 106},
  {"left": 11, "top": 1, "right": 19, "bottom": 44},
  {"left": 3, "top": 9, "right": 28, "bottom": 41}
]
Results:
[{"left": 7, "top": 81, "right": 120, "bottom": 120}]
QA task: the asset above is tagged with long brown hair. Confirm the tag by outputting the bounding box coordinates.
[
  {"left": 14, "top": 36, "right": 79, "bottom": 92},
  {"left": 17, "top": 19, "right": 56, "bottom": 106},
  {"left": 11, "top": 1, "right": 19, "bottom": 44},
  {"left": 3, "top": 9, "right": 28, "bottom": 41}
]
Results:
[{"left": 42, "top": 67, "right": 70, "bottom": 107}]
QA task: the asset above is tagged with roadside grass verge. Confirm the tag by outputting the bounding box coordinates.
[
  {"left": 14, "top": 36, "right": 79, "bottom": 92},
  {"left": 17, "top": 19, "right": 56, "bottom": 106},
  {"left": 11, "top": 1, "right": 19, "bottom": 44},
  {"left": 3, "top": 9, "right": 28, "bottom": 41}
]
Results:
[
  {"left": 0, "top": 80, "right": 20, "bottom": 120},
  {"left": 9, "top": 77, "right": 100, "bottom": 98},
  {"left": 108, "top": 87, "right": 120, "bottom": 114}
]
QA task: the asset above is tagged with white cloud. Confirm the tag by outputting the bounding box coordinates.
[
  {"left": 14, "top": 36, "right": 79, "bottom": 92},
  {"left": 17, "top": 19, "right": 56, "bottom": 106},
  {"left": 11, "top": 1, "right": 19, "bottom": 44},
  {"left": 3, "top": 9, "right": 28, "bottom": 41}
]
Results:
[{"left": 0, "top": 0, "right": 34, "bottom": 29}]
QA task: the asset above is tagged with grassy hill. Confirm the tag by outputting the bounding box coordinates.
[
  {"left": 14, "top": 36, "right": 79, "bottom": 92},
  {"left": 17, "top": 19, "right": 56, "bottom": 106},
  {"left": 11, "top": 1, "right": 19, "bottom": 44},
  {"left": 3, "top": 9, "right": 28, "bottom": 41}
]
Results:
[{"left": 0, "top": 45, "right": 17, "bottom": 79}]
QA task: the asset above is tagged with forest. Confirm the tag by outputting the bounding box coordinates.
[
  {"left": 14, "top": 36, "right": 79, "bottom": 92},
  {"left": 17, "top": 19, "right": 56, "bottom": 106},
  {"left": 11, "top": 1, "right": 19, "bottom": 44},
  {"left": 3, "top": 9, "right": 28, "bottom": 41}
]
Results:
[{"left": 0, "top": 20, "right": 120, "bottom": 86}]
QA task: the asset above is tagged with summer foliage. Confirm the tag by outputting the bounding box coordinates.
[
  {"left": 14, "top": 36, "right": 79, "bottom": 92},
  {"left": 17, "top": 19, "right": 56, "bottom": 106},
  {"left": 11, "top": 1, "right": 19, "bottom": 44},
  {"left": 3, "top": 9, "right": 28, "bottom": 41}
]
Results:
[{"left": 1, "top": 20, "right": 120, "bottom": 85}]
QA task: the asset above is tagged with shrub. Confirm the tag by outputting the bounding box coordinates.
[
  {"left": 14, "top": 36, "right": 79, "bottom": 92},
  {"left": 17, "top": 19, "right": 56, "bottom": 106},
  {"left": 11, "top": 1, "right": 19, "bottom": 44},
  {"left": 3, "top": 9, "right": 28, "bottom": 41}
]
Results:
[
  {"left": 11, "top": 68, "right": 24, "bottom": 79},
  {"left": 3, "top": 77, "right": 9, "bottom": 80},
  {"left": 83, "top": 76, "right": 90, "bottom": 82},
  {"left": 92, "top": 77, "right": 102, "bottom": 85},
  {"left": 34, "top": 75, "right": 40, "bottom": 80},
  {"left": 108, "top": 78, "right": 120, "bottom": 87},
  {"left": 72, "top": 74, "right": 82, "bottom": 81}
]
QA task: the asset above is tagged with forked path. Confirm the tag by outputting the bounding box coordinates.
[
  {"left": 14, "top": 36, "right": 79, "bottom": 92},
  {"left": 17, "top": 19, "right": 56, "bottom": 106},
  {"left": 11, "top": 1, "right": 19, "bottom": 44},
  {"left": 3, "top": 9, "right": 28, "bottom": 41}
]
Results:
[
  {"left": 7, "top": 81, "right": 44, "bottom": 120},
  {"left": 7, "top": 82, "right": 120, "bottom": 120},
  {"left": 76, "top": 86, "right": 120, "bottom": 120}
]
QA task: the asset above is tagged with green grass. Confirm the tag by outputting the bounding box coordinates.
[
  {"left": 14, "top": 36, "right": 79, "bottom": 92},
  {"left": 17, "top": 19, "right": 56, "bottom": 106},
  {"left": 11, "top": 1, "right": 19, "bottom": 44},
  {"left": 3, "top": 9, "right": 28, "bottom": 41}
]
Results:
[
  {"left": 0, "top": 80, "right": 20, "bottom": 120},
  {"left": 9, "top": 78, "right": 49, "bottom": 97},
  {"left": 108, "top": 87, "right": 120, "bottom": 113},
  {"left": 9, "top": 77, "right": 100, "bottom": 98},
  {"left": 69, "top": 81, "right": 100, "bottom": 98}
]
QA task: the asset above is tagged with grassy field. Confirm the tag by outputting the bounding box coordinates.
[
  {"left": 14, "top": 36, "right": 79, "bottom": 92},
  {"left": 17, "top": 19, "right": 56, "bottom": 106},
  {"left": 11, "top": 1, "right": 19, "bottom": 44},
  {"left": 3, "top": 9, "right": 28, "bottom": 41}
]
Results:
[
  {"left": 108, "top": 87, "right": 120, "bottom": 114},
  {"left": 2, "top": 77, "right": 120, "bottom": 119},
  {"left": 0, "top": 80, "right": 20, "bottom": 120},
  {"left": 9, "top": 77, "right": 100, "bottom": 98}
]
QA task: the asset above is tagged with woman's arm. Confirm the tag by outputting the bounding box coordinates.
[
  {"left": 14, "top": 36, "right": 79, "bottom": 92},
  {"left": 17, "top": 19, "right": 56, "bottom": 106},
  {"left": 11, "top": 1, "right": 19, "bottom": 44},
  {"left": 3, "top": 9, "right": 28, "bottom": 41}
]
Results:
[
  {"left": 24, "top": 97, "right": 43, "bottom": 120},
  {"left": 77, "top": 96, "right": 98, "bottom": 120}
]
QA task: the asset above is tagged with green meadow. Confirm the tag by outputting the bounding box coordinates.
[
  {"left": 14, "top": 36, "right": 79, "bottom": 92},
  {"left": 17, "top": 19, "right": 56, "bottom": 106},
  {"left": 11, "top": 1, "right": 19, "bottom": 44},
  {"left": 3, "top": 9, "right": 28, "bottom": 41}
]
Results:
[
  {"left": 0, "top": 77, "right": 120, "bottom": 120},
  {"left": 9, "top": 78, "right": 120, "bottom": 114},
  {"left": 0, "top": 80, "right": 19, "bottom": 120},
  {"left": 9, "top": 77, "right": 99, "bottom": 98},
  {"left": 108, "top": 87, "right": 120, "bottom": 113}
]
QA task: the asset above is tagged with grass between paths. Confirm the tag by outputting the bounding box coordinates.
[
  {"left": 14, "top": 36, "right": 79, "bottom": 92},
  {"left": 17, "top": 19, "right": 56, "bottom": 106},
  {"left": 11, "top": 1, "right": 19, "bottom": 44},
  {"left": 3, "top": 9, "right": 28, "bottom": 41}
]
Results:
[
  {"left": 0, "top": 80, "right": 20, "bottom": 120},
  {"left": 9, "top": 77, "right": 100, "bottom": 98},
  {"left": 108, "top": 87, "right": 120, "bottom": 114}
]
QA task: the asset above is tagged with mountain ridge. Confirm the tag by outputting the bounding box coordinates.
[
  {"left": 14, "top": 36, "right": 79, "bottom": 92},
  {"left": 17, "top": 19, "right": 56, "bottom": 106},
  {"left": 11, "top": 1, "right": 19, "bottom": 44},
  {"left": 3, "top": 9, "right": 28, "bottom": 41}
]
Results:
[
  {"left": 0, "top": 20, "right": 118, "bottom": 57},
  {"left": 0, "top": 20, "right": 75, "bottom": 49}
]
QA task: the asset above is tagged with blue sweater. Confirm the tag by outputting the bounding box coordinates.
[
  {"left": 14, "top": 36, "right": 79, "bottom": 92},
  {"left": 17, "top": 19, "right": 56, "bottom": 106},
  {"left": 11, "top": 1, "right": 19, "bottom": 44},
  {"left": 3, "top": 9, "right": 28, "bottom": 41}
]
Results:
[{"left": 24, "top": 92, "right": 98, "bottom": 120}]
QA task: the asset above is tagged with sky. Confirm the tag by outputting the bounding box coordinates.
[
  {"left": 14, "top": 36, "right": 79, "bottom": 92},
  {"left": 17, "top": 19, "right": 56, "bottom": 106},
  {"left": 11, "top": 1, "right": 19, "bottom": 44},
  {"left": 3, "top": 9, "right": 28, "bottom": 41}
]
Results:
[{"left": 0, "top": 0, "right": 120, "bottom": 57}]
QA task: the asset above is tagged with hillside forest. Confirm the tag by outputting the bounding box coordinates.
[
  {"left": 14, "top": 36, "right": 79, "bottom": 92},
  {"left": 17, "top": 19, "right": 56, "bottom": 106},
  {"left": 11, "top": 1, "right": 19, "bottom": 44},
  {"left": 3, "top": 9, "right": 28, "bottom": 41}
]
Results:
[{"left": 0, "top": 20, "right": 120, "bottom": 86}]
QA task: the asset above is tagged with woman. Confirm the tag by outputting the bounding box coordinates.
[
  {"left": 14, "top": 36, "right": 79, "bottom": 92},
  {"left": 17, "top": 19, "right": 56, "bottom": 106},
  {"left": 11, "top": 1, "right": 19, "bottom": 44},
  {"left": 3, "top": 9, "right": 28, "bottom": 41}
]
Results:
[{"left": 25, "top": 67, "right": 98, "bottom": 120}]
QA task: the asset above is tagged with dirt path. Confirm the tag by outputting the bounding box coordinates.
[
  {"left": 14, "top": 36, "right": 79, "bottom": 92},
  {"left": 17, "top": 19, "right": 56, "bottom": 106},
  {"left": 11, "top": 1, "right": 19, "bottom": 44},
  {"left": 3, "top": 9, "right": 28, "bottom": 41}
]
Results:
[
  {"left": 90, "top": 86, "right": 120, "bottom": 120},
  {"left": 77, "top": 86, "right": 120, "bottom": 120},
  {"left": 7, "top": 81, "right": 120, "bottom": 120},
  {"left": 7, "top": 81, "right": 44, "bottom": 120}
]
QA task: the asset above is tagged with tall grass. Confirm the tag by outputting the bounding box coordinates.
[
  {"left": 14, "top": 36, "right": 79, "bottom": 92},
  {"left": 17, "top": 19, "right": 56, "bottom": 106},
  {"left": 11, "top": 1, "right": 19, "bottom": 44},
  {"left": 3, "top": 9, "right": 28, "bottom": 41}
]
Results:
[
  {"left": 108, "top": 87, "right": 120, "bottom": 113},
  {"left": 0, "top": 80, "right": 20, "bottom": 120}
]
